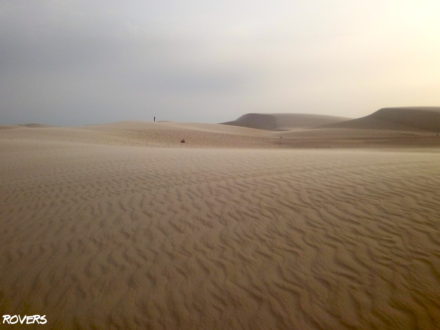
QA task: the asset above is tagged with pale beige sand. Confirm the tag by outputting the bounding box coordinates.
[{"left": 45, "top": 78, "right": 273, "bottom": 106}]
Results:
[
  {"left": 277, "top": 128, "right": 440, "bottom": 148},
  {"left": 1, "top": 124, "right": 440, "bottom": 329},
  {"left": 4, "top": 121, "right": 440, "bottom": 150},
  {"left": 0, "top": 122, "right": 274, "bottom": 149}
]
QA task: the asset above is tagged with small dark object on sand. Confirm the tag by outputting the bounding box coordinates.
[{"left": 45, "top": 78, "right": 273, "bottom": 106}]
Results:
[{"left": 180, "top": 138, "right": 186, "bottom": 143}]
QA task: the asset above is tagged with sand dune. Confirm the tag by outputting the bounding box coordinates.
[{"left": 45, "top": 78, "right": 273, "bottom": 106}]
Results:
[
  {"left": 223, "top": 113, "right": 349, "bottom": 130},
  {"left": 0, "top": 121, "right": 275, "bottom": 149},
  {"left": 276, "top": 127, "right": 440, "bottom": 148},
  {"left": 1, "top": 125, "right": 440, "bottom": 329},
  {"left": 2, "top": 120, "right": 440, "bottom": 152},
  {"left": 326, "top": 107, "right": 440, "bottom": 132}
]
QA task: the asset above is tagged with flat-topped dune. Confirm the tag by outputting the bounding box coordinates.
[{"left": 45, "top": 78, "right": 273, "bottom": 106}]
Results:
[
  {"left": 1, "top": 135, "right": 439, "bottom": 329},
  {"left": 325, "top": 107, "right": 440, "bottom": 132},
  {"left": 223, "top": 113, "right": 349, "bottom": 130}
]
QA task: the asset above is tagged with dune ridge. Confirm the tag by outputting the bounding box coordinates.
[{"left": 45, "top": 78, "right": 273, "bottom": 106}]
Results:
[
  {"left": 325, "top": 107, "right": 440, "bottom": 132},
  {"left": 223, "top": 113, "right": 349, "bottom": 130}
]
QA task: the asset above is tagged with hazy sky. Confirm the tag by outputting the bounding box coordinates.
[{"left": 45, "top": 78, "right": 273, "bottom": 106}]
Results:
[{"left": 1, "top": 0, "right": 440, "bottom": 125}]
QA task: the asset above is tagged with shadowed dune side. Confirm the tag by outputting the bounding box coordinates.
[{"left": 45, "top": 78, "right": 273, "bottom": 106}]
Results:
[
  {"left": 0, "top": 123, "right": 52, "bottom": 129},
  {"left": 0, "top": 141, "right": 440, "bottom": 329},
  {"left": 223, "top": 113, "right": 349, "bottom": 130},
  {"left": 276, "top": 127, "right": 440, "bottom": 148},
  {"left": 0, "top": 126, "right": 16, "bottom": 130},
  {"left": 18, "top": 123, "right": 52, "bottom": 128},
  {"left": 325, "top": 107, "right": 440, "bottom": 132}
]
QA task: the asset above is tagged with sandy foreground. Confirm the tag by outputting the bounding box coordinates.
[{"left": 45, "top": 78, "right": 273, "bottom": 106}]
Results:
[{"left": 1, "top": 124, "right": 440, "bottom": 329}]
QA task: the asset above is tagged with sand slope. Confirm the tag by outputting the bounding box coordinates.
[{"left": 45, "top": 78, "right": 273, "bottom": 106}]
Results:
[
  {"left": 223, "top": 113, "right": 349, "bottom": 130},
  {"left": 276, "top": 127, "right": 440, "bottom": 148},
  {"left": 1, "top": 129, "right": 440, "bottom": 329},
  {"left": 3, "top": 120, "right": 440, "bottom": 150},
  {"left": 0, "top": 121, "right": 275, "bottom": 149},
  {"left": 326, "top": 107, "right": 440, "bottom": 132}
]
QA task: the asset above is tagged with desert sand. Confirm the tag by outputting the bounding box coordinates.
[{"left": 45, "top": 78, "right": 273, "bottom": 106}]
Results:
[{"left": 1, "top": 119, "right": 440, "bottom": 329}]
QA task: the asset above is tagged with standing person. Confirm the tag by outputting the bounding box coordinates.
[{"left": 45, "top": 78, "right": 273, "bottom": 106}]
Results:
[{"left": 154, "top": 115, "right": 156, "bottom": 123}]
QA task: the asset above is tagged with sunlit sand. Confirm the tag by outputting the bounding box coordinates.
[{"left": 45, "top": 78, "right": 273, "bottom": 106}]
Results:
[{"left": 1, "top": 116, "right": 439, "bottom": 329}]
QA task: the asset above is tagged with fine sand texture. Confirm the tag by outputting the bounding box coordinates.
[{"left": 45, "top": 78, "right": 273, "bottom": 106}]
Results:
[{"left": 1, "top": 124, "right": 440, "bottom": 329}]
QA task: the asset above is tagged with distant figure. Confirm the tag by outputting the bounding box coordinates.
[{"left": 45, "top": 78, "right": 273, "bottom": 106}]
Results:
[
  {"left": 154, "top": 116, "right": 156, "bottom": 123},
  {"left": 180, "top": 138, "right": 185, "bottom": 143}
]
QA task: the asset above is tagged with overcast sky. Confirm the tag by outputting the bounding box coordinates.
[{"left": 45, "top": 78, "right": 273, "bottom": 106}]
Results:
[{"left": 1, "top": 0, "right": 440, "bottom": 125}]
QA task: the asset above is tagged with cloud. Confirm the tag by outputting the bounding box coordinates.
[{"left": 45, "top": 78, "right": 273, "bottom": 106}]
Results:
[
  {"left": 0, "top": 1, "right": 258, "bottom": 124},
  {"left": 1, "top": 1, "right": 440, "bottom": 125}
]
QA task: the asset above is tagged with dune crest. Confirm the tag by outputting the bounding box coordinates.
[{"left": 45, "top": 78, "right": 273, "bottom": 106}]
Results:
[
  {"left": 326, "top": 107, "right": 440, "bottom": 132},
  {"left": 223, "top": 113, "right": 349, "bottom": 130}
]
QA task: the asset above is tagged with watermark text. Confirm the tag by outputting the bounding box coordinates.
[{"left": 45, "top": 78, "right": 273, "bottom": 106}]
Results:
[{"left": 2, "top": 315, "right": 47, "bottom": 325}]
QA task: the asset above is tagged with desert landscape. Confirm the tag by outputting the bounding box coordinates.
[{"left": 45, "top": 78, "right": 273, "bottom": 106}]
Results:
[{"left": 1, "top": 107, "right": 440, "bottom": 329}]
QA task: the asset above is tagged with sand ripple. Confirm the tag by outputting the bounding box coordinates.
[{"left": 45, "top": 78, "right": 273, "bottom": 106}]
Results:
[{"left": 1, "top": 143, "right": 439, "bottom": 329}]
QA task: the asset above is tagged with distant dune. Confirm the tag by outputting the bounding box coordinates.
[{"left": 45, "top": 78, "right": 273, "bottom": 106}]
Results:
[
  {"left": 0, "top": 123, "right": 50, "bottom": 129},
  {"left": 19, "top": 123, "right": 51, "bottom": 128},
  {"left": 223, "top": 113, "right": 349, "bottom": 130},
  {"left": 325, "top": 107, "right": 440, "bottom": 132}
]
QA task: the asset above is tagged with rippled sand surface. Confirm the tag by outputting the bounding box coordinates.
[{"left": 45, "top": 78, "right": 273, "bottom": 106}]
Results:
[{"left": 1, "top": 130, "right": 440, "bottom": 329}]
